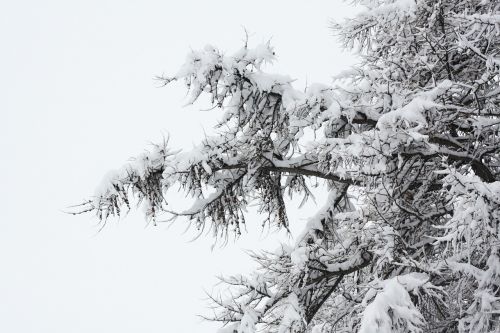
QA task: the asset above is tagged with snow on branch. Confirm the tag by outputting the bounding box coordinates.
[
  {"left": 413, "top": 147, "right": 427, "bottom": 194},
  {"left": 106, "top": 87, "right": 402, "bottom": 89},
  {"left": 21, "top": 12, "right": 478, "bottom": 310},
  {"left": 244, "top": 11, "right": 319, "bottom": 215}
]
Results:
[{"left": 77, "top": 0, "right": 500, "bottom": 331}]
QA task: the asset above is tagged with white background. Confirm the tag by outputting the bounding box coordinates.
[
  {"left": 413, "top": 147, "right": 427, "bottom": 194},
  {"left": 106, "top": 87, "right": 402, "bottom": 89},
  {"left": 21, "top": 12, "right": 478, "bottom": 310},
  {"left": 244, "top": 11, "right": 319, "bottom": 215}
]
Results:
[{"left": 1, "top": 1, "right": 356, "bottom": 332}]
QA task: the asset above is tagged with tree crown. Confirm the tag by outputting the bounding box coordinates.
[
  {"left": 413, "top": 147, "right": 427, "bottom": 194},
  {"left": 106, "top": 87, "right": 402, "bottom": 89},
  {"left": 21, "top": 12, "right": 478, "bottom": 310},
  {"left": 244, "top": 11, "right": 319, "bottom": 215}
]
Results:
[{"left": 77, "top": 0, "right": 500, "bottom": 332}]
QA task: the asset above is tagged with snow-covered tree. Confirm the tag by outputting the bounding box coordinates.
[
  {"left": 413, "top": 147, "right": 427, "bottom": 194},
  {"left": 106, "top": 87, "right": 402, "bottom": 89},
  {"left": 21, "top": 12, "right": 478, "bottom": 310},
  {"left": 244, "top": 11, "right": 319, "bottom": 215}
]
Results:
[{"left": 76, "top": 0, "right": 500, "bottom": 332}]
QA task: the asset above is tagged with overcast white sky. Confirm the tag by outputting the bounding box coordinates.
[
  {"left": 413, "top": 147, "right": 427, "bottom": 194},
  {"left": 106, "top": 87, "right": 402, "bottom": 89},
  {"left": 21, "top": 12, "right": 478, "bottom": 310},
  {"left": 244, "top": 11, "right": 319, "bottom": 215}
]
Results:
[{"left": 1, "top": 1, "right": 357, "bottom": 332}]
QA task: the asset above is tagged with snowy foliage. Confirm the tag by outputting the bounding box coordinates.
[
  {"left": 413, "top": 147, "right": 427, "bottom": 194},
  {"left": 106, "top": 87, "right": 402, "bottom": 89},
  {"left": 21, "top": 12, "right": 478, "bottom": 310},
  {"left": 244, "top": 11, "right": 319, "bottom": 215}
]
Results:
[{"left": 77, "top": 0, "right": 500, "bottom": 332}]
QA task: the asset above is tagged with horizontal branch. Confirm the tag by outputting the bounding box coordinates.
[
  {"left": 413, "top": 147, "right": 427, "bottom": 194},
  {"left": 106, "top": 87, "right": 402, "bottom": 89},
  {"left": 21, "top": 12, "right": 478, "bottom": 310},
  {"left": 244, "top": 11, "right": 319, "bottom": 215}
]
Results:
[
  {"left": 213, "top": 162, "right": 361, "bottom": 185},
  {"left": 261, "top": 165, "right": 361, "bottom": 185}
]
